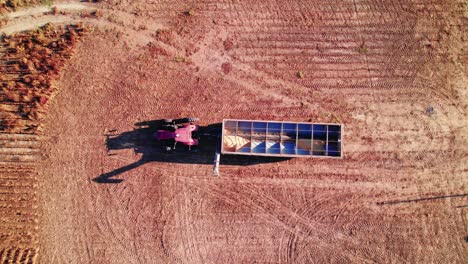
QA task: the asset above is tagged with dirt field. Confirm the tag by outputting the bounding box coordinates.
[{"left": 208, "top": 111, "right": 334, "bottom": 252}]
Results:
[{"left": 1, "top": 0, "right": 467, "bottom": 263}]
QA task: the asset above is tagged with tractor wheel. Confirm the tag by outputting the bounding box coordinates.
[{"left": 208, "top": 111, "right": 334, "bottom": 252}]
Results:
[
  {"left": 175, "top": 117, "right": 199, "bottom": 124},
  {"left": 162, "top": 124, "right": 177, "bottom": 131}
]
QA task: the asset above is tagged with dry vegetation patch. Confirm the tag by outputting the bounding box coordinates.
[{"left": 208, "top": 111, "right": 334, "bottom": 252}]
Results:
[{"left": 0, "top": 23, "right": 86, "bottom": 133}]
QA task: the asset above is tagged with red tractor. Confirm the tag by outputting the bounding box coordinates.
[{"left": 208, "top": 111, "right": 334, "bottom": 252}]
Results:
[{"left": 155, "top": 117, "right": 200, "bottom": 151}]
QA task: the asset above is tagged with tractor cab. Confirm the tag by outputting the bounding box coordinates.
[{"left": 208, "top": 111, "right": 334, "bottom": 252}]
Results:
[
  {"left": 173, "top": 124, "right": 199, "bottom": 146},
  {"left": 155, "top": 117, "right": 200, "bottom": 151}
]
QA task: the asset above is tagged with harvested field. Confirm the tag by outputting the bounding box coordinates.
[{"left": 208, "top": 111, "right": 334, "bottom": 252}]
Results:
[
  {"left": 0, "top": 22, "right": 85, "bottom": 263},
  {"left": 1, "top": 0, "right": 467, "bottom": 263}
]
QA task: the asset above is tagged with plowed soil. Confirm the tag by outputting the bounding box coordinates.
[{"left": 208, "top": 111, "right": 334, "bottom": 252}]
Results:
[{"left": 1, "top": 0, "right": 467, "bottom": 263}]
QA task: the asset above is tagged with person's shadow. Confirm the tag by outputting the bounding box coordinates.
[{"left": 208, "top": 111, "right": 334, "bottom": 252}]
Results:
[{"left": 93, "top": 120, "right": 290, "bottom": 183}]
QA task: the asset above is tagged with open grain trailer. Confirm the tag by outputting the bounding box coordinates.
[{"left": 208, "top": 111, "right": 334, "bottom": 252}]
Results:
[{"left": 213, "top": 119, "right": 343, "bottom": 175}]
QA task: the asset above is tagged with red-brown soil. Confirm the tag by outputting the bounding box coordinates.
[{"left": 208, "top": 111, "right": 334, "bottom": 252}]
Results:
[
  {"left": 1, "top": 0, "right": 467, "bottom": 263},
  {"left": 0, "top": 23, "right": 85, "bottom": 263}
]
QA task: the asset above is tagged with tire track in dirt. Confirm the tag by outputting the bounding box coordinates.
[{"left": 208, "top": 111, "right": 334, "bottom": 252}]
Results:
[
  {"left": 278, "top": 205, "right": 312, "bottom": 263},
  {"left": 162, "top": 175, "right": 264, "bottom": 263},
  {"left": 315, "top": 193, "right": 364, "bottom": 226},
  {"left": 284, "top": 227, "right": 298, "bottom": 264},
  {"left": 344, "top": 87, "right": 465, "bottom": 178},
  {"left": 98, "top": 142, "right": 148, "bottom": 263},
  {"left": 178, "top": 176, "right": 405, "bottom": 263},
  {"left": 181, "top": 29, "right": 311, "bottom": 108},
  {"left": 181, "top": 184, "right": 205, "bottom": 264},
  {"left": 225, "top": 0, "right": 422, "bottom": 91},
  {"left": 272, "top": 190, "right": 367, "bottom": 255},
  {"left": 130, "top": 182, "right": 162, "bottom": 264},
  {"left": 95, "top": 187, "right": 139, "bottom": 264},
  {"left": 209, "top": 170, "right": 406, "bottom": 192},
  {"left": 159, "top": 182, "right": 185, "bottom": 264}
]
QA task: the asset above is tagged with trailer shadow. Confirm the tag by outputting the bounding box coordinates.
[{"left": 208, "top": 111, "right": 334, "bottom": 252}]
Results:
[{"left": 93, "top": 120, "right": 290, "bottom": 183}]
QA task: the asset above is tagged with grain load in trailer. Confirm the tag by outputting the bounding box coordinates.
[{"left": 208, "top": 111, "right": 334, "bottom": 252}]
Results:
[{"left": 221, "top": 119, "right": 342, "bottom": 158}]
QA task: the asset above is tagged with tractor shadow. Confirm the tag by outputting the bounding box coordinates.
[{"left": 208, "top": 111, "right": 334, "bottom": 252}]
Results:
[{"left": 93, "top": 119, "right": 290, "bottom": 183}]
